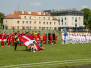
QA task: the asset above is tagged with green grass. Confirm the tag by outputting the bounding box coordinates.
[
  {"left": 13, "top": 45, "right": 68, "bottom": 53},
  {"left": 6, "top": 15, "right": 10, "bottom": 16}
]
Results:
[{"left": 0, "top": 35, "right": 91, "bottom": 68}]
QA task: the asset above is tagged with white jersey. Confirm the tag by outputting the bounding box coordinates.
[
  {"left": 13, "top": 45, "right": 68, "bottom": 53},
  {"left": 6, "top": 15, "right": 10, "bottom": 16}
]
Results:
[
  {"left": 86, "top": 36, "right": 90, "bottom": 40},
  {"left": 62, "top": 36, "right": 64, "bottom": 40}
]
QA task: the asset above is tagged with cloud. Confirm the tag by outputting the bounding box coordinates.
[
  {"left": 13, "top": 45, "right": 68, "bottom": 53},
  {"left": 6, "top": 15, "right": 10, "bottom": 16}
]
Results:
[
  {"left": 81, "top": 5, "right": 88, "bottom": 9},
  {"left": 29, "top": 2, "right": 41, "bottom": 6}
]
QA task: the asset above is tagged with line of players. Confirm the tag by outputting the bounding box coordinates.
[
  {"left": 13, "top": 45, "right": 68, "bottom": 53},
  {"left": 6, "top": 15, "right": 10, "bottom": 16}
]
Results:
[
  {"left": 61, "top": 31, "right": 91, "bottom": 44},
  {"left": 0, "top": 30, "right": 57, "bottom": 47}
]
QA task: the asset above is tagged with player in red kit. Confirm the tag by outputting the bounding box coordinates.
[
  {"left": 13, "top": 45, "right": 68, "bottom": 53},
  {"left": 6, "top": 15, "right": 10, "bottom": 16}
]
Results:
[
  {"left": 4, "top": 32, "right": 7, "bottom": 46},
  {"left": 21, "top": 31, "right": 24, "bottom": 36},
  {"left": 43, "top": 34, "right": 46, "bottom": 45},
  {"left": 12, "top": 31, "right": 15, "bottom": 36},
  {"left": 28, "top": 31, "right": 31, "bottom": 36},
  {"left": 0, "top": 31, "right": 2, "bottom": 40},
  {"left": 1, "top": 35, "right": 4, "bottom": 47},
  {"left": 12, "top": 35, "right": 14, "bottom": 46},
  {"left": 17, "top": 31, "right": 20, "bottom": 37},
  {"left": 50, "top": 34, "right": 53, "bottom": 44},
  {"left": 8, "top": 35, "right": 11, "bottom": 47},
  {"left": 55, "top": 35, "right": 57, "bottom": 44}
]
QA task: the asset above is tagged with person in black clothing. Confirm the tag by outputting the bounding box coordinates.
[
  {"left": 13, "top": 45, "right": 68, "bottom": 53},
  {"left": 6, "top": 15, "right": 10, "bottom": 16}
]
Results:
[
  {"left": 48, "top": 31, "right": 51, "bottom": 44},
  {"left": 44, "top": 32, "right": 47, "bottom": 44},
  {"left": 52, "top": 31, "right": 55, "bottom": 44}
]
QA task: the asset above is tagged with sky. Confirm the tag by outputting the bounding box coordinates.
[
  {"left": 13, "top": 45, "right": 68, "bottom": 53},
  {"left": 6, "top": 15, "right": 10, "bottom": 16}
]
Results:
[{"left": 0, "top": 0, "right": 91, "bottom": 16}]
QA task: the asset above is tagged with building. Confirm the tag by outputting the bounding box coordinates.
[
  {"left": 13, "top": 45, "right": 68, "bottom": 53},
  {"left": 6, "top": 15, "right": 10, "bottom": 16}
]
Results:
[
  {"left": 43, "top": 9, "right": 84, "bottom": 31},
  {"left": 3, "top": 10, "right": 58, "bottom": 30}
]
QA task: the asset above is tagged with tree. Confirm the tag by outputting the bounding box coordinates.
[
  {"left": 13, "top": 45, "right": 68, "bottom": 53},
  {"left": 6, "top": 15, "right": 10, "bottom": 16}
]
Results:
[
  {"left": 0, "top": 12, "right": 5, "bottom": 28},
  {"left": 81, "top": 8, "right": 91, "bottom": 28}
]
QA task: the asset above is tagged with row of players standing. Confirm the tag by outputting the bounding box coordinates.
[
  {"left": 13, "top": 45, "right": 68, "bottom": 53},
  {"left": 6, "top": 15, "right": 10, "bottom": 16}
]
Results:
[
  {"left": 0, "top": 30, "right": 57, "bottom": 47},
  {"left": 61, "top": 31, "right": 91, "bottom": 44}
]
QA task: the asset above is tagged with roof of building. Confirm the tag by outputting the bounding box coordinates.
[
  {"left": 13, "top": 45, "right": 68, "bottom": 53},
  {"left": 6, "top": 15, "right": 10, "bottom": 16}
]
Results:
[{"left": 4, "top": 10, "right": 58, "bottom": 20}]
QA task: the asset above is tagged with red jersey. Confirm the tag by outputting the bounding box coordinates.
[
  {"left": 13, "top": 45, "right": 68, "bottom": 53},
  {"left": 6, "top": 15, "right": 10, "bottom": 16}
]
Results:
[
  {"left": 28, "top": 33, "right": 31, "bottom": 36},
  {"left": 50, "top": 35, "right": 53, "bottom": 40},
  {"left": 1, "top": 37, "right": 4, "bottom": 43},
  {"left": 17, "top": 33, "right": 20, "bottom": 37},
  {"left": 43, "top": 36, "right": 46, "bottom": 41},
  {"left": 37, "top": 35, "right": 41, "bottom": 41},
  {"left": 21, "top": 32, "right": 24, "bottom": 36},
  {"left": 34, "top": 36, "right": 37, "bottom": 41},
  {"left": 4, "top": 34, "right": 7, "bottom": 39},
  {"left": 8, "top": 36, "right": 11, "bottom": 41},
  {"left": 37, "top": 33, "right": 40, "bottom": 36},
  {"left": 55, "top": 36, "right": 57, "bottom": 41},
  {"left": 12, "top": 33, "right": 15, "bottom": 36},
  {"left": 12, "top": 36, "right": 14, "bottom": 42},
  {"left": 0, "top": 33, "right": 2, "bottom": 39}
]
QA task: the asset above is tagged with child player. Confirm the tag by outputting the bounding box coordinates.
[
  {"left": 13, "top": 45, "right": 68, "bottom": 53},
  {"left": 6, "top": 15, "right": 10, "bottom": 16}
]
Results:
[
  {"left": 1, "top": 35, "right": 4, "bottom": 47},
  {"left": 50, "top": 34, "right": 53, "bottom": 44},
  {"left": 4, "top": 32, "right": 7, "bottom": 46},
  {"left": 55, "top": 35, "right": 57, "bottom": 44}
]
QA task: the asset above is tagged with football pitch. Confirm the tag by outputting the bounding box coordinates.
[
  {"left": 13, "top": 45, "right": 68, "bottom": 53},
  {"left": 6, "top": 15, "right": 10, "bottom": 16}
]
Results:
[{"left": 0, "top": 35, "right": 91, "bottom": 68}]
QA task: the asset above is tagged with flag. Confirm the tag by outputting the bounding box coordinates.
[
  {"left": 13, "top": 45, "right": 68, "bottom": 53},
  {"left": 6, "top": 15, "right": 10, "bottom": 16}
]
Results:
[{"left": 20, "top": 36, "right": 41, "bottom": 51}]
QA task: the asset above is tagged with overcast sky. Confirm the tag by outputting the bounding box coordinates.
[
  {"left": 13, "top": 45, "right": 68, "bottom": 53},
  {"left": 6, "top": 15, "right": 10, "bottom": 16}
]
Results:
[{"left": 0, "top": 0, "right": 90, "bottom": 16}]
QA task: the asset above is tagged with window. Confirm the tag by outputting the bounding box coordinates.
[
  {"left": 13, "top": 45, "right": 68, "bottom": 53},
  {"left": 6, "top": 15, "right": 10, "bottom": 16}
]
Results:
[
  {"left": 61, "top": 19, "right": 63, "bottom": 22},
  {"left": 43, "top": 27, "right": 45, "bottom": 29},
  {"left": 62, "top": 23, "right": 63, "bottom": 25},
  {"left": 17, "top": 21, "right": 20, "bottom": 24},
  {"left": 26, "top": 21, "right": 28, "bottom": 24},
  {"left": 43, "top": 22, "right": 45, "bottom": 24},
  {"left": 22, "top": 21, "right": 25, "bottom": 24},
  {"left": 30, "top": 16, "right": 31, "bottom": 19},
  {"left": 30, "top": 27, "right": 32, "bottom": 29},
  {"left": 50, "top": 22, "right": 51, "bottom": 25},
  {"left": 26, "top": 26, "right": 29, "bottom": 29},
  {"left": 6, "top": 21, "right": 8, "bottom": 24},
  {"left": 39, "top": 21, "right": 41, "bottom": 24},
  {"left": 75, "top": 23, "right": 77, "bottom": 27},
  {"left": 65, "top": 17, "right": 66, "bottom": 20},
  {"left": 79, "top": 22, "right": 80, "bottom": 26},
  {"left": 65, "top": 22, "right": 66, "bottom": 25},
  {"left": 75, "top": 19, "right": 77, "bottom": 22},
  {"left": 39, "top": 27, "right": 41, "bottom": 29},
  {"left": 34, "top": 21, "right": 36, "bottom": 24},
  {"left": 34, "top": 27, "right": 36, "bottom": 29},
  {"left": 43, "top": 17, "right": 45, "bottom": 19},
  {"left": 22, "top": 26, "right": 25, "bottom": 29},
  {"left": 58, "top": 19, "right": 60, "bottom": 22},
  {"left": 39, "top": 17, "right": 41, "bottom": 19},
  {"left": 48, "top": 17, "right": 50, "bottom": 20},
  {"left": 30, "top": 21, "right": 32, "bottom": 24},
  {"left": 34, "top": 17, "right": 36, "bottom": 19},
  {"left": 17, "top": 26, "right": 20, "bottom": 29},
  {"left": 54, "top": 22, "right": 56, "bottom": 25},
  {"left": 46, "top": 22, "right": 48, "bottom": 25},
  {"left": 24, "top": 16, "right": 26, "bottom": 19}
]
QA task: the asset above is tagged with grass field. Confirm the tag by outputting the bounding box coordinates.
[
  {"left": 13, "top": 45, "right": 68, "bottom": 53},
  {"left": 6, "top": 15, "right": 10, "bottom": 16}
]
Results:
[{"left": 0, "top": 35, "right": 91, "bottom": 68}]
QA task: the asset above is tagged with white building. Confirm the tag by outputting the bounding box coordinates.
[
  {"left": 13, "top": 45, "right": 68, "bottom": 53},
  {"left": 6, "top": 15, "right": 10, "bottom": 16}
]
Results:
[{"left": 43, "top": 9, "right": 84, "bottom": 31}]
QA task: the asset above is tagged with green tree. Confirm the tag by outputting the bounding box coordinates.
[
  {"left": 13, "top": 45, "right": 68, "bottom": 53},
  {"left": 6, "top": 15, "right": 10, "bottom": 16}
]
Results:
[
  {"left": 0, "top": 12, "right": 5, "bottom": 28},
  {"left": 81, "top": 8, "right": 91, "bottom": 28}
]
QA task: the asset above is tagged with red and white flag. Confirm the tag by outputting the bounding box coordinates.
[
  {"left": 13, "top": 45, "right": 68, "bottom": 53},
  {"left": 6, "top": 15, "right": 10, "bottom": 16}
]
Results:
[{"left": 20, "top": 36, "right": 41, "bottom": 51}]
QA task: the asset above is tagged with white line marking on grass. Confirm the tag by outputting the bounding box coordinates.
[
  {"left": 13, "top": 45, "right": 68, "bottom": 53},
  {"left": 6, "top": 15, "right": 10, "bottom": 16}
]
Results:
[{"left": 1, "top": 58, "right": 91, "bottom": 68}]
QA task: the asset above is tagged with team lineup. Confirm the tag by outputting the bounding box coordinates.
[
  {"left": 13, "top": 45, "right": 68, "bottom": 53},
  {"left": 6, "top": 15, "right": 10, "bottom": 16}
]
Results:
[
  {"left": 62, "top": 31, "right": 91, "bottom": 44},
  {"left": 0, "top": 30, "right": 57, "bottom": 52}
]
